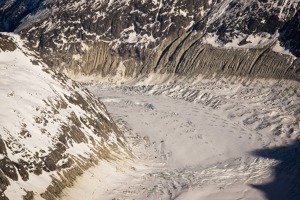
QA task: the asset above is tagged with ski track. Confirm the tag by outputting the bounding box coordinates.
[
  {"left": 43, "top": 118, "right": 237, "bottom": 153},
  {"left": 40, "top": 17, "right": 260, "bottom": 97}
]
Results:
[{"left": 63, "top": 78, "right": 299, "bottom": 200}]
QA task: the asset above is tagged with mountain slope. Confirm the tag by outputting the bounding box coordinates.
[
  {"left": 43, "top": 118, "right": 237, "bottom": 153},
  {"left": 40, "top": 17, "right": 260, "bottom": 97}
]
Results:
[
  {"left": 0, "top": 33, "right": 130, "bottom": 200},
  {"left": 8, "top": 0, "right": 299, "bottom": 80},
  {"left": 0, "top": 1, "right": 300, "bottom": 199}
]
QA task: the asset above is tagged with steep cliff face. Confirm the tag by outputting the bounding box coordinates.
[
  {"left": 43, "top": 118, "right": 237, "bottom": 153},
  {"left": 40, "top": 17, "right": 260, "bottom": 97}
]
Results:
[
  {"left": 280, "top": 8, "right": 300, "bottom": 57},
  {"left": 0, "top": 0, "right": 43, "bottom": 32},
  {"left": 3, "top": 0, "right": 300, "bottom": 80},
  {"left": 0, "top": 33, "right": 130, "bottom": 200}
]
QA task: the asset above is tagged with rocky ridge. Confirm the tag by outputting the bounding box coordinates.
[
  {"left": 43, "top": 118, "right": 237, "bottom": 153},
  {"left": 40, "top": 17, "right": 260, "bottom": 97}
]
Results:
[{"left": 7, "top": 0, "right": 299, "bottom": 80}]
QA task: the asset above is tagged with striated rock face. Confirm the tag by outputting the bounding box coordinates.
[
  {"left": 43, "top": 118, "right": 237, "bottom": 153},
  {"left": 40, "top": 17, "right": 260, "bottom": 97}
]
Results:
[
  {"left": 1, "top": 0, "right": 300, "bottom": 80},
  {"left": 0, "top": 33, "right": 131, "bottom": 200},
  {"left": 150, "top": 42, "right": 297, "bottom": 79}
]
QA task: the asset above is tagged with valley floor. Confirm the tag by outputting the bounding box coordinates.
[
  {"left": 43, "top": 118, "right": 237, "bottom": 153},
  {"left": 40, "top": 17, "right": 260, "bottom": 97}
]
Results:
[{"left": 60, "top": 77, "right": 300, "bottom": 200}]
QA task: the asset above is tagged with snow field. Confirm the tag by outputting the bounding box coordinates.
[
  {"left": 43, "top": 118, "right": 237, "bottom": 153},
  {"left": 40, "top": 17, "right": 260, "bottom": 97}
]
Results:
[{"left": 62, "top": 76, "right": 299, "bottom": 199}]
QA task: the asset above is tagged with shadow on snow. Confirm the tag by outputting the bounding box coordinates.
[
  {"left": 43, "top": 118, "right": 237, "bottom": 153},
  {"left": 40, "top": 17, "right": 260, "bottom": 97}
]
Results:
[{"left": 251, "top": 140, "right": 300, "bottom": 200}]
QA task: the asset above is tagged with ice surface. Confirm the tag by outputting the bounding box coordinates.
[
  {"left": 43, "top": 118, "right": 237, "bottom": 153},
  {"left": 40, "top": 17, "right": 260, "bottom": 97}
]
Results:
[{"left": 62, "top": 75, "right": 300, "bottom": 199}]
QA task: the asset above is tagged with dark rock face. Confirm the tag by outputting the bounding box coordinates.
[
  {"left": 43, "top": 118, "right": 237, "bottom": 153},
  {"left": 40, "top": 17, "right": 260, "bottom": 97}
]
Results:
[
  {"left": 0, "top": 0, "right": 43, "bottom": 32},
  {"left": 13, "top": 161, "right": 29, "bottom": 181},
  {"left": 0, "top": 34, "right": 17, "bottom": 51},
  {"left": 0, "top": 170, "right": 10, "bottom": 200},
  {"left": 0, "top": 138, "right": 7, "bottom": 155},
  {"left": 0, "top": 158, "right": 18, "bottom": 181},
  {"left": 280, "top": 9, "right": 300, "bottom": 57},
  {"left": 206, "top": 0, "right": 300, "bottom": 43}
]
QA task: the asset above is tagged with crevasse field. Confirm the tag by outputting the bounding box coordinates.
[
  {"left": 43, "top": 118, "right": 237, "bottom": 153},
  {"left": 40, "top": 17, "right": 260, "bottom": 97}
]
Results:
[{"left": 61, "top": 76, "right": 300, "bottom": 200}]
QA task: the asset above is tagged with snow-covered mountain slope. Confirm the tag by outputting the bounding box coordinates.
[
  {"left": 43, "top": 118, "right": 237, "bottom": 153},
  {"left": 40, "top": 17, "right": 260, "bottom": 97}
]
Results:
[
  {"left": 0, "top": 33, "right": 131, "bottom": 200},
  {"left": 1, "top": 0, "right": 298, "bottom": 80}
]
